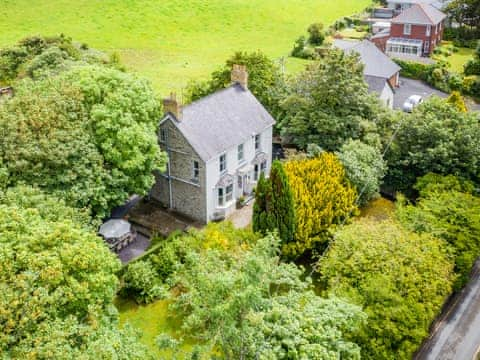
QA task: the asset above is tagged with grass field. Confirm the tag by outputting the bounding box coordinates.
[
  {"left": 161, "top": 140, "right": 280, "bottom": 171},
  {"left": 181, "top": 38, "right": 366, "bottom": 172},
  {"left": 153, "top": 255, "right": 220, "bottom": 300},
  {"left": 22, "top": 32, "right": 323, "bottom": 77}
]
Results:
[
  {"left": 433, "top": 41, "right": 476, "bottom": 74},
  {"left": 0, "top": 0, "right": 370, "bottom": 94}
]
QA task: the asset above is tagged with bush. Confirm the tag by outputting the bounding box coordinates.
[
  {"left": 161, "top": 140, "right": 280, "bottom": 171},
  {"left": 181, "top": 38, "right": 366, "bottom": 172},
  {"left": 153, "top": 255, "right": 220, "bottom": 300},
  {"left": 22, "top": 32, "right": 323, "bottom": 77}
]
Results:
[
  {"left": 392, "top": 58, "right": 431, "bottom": 80},
  {"left": 336, "top": 140, "right": 386, "bottom": 207},
  {"left": 121, "top": 260, "right": 166, "bottom": 304},
  {"left": 283, "top": 153, "right": 357, "bottom": 256},
  {"left": 319, "top": 218, "right": 455, "bottom": 360},
  {"left": 462, "top": 75, "right": 480, "bottom": 97},
  {"left": 464, "top": 59, "right": 480, "bottom": 76},
  {"left": 307, "top": 23, "right": 325, "bottom": 46}
]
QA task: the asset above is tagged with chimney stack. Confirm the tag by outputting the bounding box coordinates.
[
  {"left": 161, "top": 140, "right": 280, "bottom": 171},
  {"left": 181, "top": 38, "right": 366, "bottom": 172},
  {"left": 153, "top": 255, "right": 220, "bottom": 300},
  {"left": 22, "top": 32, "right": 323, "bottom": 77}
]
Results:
[
  {"left": 162, "top": 92, "right": 182, "bottom": 120},
  {"left": 231, "top": 64, "right": 248, "bottom": 90}
]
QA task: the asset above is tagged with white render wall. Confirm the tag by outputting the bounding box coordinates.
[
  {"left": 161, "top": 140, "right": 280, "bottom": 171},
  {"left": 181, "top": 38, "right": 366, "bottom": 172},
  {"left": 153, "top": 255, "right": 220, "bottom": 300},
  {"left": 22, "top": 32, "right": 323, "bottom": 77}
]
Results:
[
  {"left": 379, "top": 82, "right": 395, "bottom": 109},
  {"left": 205, "top": 125, "right": 273, "bottom": 221}
]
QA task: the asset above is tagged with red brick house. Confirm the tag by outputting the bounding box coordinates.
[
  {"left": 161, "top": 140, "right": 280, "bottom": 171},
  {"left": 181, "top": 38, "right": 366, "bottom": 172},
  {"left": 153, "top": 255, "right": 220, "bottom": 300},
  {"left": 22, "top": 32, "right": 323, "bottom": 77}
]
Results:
[{"left": 371, "top": 3, "right": 446, "bottom": 57}]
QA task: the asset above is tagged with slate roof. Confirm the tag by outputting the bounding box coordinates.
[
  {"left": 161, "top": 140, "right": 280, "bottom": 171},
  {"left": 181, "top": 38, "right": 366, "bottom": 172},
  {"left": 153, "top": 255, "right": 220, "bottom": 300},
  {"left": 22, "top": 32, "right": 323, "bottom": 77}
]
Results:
[
  {"left": 392, "top": 3, "right": 447, "bottom": 25},
  {"left": 365, "top": 75, "right": 390, "bottom": 93},
  {"left": 165, "top": 83, "right": 276, "bottom": 162},
  {"left": 333, "top": 40, "right": 401, "bottom": 79}
]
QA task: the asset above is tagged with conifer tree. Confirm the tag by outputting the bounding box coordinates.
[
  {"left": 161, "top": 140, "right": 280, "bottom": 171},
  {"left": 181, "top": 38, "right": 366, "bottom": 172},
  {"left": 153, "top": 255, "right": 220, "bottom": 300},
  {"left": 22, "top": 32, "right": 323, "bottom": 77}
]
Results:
[{"left": 252, "top": 161, "right": 295, "bottom": 244}]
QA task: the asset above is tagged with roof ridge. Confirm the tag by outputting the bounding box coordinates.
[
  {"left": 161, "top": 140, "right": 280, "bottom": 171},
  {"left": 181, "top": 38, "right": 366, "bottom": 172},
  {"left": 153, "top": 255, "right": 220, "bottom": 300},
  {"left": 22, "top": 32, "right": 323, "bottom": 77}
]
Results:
[
  {"left": 417, "top": 3, "right": 435, "bottom": 24},
  {"left": 183, "top": 83, "right": 246, "bottom": 111}
]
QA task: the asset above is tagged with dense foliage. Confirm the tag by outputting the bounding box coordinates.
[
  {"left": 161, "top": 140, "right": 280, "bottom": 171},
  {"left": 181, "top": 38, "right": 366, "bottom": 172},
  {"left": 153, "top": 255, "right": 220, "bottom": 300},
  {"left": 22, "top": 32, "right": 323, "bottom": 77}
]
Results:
[
  {"left": 252, "top": 161, "right": 295, "bottom": 245},
  {"left": 160, "top": 234, "right": 366, "bottom": 359},
  {"left": 337, "top": 140, "right": 386, "bottom": 206},
  {"left": 0, "top": 37, "right": 166, "bottom": 217},
  {"left": 397, "top": 174, "right": 480, "bottom": 289},
  {"left": 319, "top": 218, "right": 455, "bottom": 360},
  {"left": 0, "top": 186, "right": 150, "bottom": 359},
  {"left": 385, "top": 97, "right": 480, "bottom": 194},
  {"left": 283, "top": 154, "right": 357, "bottom": 256},
  {"left": 184, "top": 51, "right": 284, "bottom": 115},
  {"left": 279, "top": 49, "right": 385, "bottom": 151},
  {"left": 446, "top": 0, "right": 480, "bottom": 31}
]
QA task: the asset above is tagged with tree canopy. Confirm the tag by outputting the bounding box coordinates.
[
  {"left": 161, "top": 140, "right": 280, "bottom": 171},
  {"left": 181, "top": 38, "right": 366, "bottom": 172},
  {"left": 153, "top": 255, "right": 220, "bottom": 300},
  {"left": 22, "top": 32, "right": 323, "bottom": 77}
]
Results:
[
  {"left": 384, "top": 97, "right": 480, "bottom": 194},
  {"left": 283, "top": 154, "right": 357, "bottom": 256},
  {"left": 278, "top": 49, "right": 386, "bottom": 151},
  {"left": 160, "top": 234, "right": 365, "bottom": 359},
  {"left": 0, "top": 186, "right": 150, "bottom": 359},
  {"left": 0, "top": 37, "right": 167, "bottom": 217},
  {"left": 319, "top": 218, "right": 455, "bottom": 360}
]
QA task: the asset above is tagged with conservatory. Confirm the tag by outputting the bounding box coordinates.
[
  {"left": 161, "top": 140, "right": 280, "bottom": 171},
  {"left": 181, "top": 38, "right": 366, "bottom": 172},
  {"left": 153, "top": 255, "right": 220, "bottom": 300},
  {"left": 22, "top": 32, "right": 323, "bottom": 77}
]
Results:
[{"left": 386, "top": 38, "right": 423, "bottom": 57}]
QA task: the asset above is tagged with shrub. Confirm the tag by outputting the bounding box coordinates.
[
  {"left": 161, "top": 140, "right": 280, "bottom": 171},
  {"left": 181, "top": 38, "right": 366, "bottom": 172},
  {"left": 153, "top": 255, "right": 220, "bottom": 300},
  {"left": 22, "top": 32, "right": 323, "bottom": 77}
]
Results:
[
  {"left": 392, "top": 58, "right": 431, "bottom": 80},
  {"left": 464, "top": 59, "right": 480, "bottom": 76},
  {"left": 121, "top": 260, "right": 166, "bottom": 304},
  {"left": 283, "top": 153, "right": 357, "bottom": 256},
  {"left": 336, "top": 140, "right": 386, "bottom": 206},
  {"left": 307, "top": 23, "right": 325, "bottom": 46},
  {"left": 319, "top": 218, "right": 455, "bottom": 360},
  {"left": 446, "top": 91, "right": 467, "bottom": 112},
  {"left": 397, "top": 174, "right": 480, "bottom": 290}
]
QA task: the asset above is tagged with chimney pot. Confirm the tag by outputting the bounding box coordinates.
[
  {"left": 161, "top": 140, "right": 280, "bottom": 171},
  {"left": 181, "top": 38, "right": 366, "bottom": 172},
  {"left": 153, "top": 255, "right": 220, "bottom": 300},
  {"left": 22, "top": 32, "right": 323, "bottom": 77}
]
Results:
[
  {"left": 231, "top": 64, "right": 248, "bottom": 90},
  {"left": 162, "top": 92, "right": 182, "bottom": 120}
]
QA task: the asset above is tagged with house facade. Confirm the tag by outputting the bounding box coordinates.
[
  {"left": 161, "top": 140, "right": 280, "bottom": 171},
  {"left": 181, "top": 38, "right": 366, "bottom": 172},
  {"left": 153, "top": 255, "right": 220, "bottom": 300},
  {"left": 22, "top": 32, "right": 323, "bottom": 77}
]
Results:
[
  {"left": 334, "top": 40, "right": 401, "bottom": 109},
  {"left": 150, "top": 65, "right": 275, "bottom": 223},
  {"left": 371, "top": 3, "right": 447, "bottom": 57}
]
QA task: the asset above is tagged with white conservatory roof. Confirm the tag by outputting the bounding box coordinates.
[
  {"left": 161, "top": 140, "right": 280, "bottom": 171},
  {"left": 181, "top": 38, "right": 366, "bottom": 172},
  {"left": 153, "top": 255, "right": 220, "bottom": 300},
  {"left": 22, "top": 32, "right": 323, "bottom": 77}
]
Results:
[{"left": 387, "top": 37, "right": 423, "bottom": 46}]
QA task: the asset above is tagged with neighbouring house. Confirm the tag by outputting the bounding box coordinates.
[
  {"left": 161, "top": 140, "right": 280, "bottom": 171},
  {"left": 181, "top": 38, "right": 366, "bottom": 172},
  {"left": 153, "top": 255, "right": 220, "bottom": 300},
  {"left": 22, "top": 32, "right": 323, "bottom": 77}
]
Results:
[
  {"left": 386, "top": 0, "right": 450, "bottom": 13},
  {"left": 334, "top": 39, "right": 401, "bottom": 109},
  {"left": 371, "top": 3, "right": 447, "bottom": 57},
  {"left": 150, "top": 65, "right": 275, "bottom": 223}
]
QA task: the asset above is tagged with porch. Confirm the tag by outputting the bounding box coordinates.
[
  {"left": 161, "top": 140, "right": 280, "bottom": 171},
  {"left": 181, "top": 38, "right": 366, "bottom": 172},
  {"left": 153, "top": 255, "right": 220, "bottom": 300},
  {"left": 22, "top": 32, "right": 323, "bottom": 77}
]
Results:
[{"left": 386, "top": 37, "right": 424, "bottom": 57}]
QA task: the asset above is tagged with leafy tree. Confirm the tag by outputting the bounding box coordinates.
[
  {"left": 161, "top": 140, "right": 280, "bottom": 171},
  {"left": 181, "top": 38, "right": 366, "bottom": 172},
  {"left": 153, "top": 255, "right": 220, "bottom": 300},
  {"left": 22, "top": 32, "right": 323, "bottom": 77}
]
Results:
[
  {"left": 283, "top": 153, "right": 357, "bottom": 256},
  {"left": 253, "top": 161, "right": 295, "bottom": 244},
  {"left": 385, "top": 97, "right": 480, "bottom": 194},
  {"left": 160, "top": 234, "right": 365, "bottom": 359},
  {"left": 184, "top": 51, "right": 284, "bottom": 115},
  {"left": 446, "top": 91, "right": 467, "bottom": 112},
  {"left": 397, "top": 174, "right": 480, "bottom": 289},
  {"left": 319, "top": 218, "right": 455, "bottom": 360},
  {"left": 446, "top": 0, "right": 480, "bottom": 30},
  {"left": 278, "top": 49, "right": 385, "bottom": 151},
  {"left": 307, "top": 22, "right": 325, "bottom": 45},
  {"left": 0, "top": 186, "right": 150, "bottom": 358},
  {"left": 0, "top": 65, "right": 166, "bottom": 217},
  {"left": 336, "top": 140, "right": 386, "bottom": 206}
]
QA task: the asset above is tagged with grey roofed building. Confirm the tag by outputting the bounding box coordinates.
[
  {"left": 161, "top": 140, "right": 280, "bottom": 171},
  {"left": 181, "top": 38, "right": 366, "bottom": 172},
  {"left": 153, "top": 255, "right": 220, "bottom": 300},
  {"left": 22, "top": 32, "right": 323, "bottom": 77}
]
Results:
[
  {"left": 171, "top": 83, "right": 276, "bottom": 161},
  {"left": 151, "top": 65, "right": 276, "bottom": 223},
  {"left": 392, "top": 2, "right": 447, "bottom": 25},
  {"left": 333, "top": 39, "right": 401, "bottom": 80},
  {"left": 365, "top": 75, "right": 393, "bottom": 93}
]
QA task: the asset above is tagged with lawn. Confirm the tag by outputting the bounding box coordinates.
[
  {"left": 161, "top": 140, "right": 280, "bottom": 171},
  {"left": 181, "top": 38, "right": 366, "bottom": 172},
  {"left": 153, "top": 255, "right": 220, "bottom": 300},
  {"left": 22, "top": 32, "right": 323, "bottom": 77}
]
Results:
[
  {"left": 116, "top": 297, "right": 198, "bottom": 358},
  {"left": 433, "top": 41, "right": 476, "bottom": 74},
  {"left": 0, "top": 0, "right": 371, "bottom": 94}
]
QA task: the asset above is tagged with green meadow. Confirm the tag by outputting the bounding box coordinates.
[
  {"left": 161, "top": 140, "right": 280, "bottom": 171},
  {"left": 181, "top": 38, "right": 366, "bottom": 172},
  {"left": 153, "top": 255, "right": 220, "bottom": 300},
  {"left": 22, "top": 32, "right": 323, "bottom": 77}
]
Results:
[{"left": 0, "top": 0, "right": 370, "bottom": 94}]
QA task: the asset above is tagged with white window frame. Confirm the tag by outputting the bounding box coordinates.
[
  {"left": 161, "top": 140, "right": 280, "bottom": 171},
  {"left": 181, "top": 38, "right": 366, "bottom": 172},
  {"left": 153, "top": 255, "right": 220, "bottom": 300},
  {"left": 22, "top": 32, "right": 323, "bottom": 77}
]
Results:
[
  {"left": 217, "top": 184, "right": 234, "bottom": 207},
  {"left": 192, "top": 160, "right": 199, "bottom": 181},
  {"left": 226, "top": 184, "right": 233, "bottom": 203},
  {"left": 404, "top": 24, "right": 411, "bottom": 35},
  {"left": 426, "top": 25, "right": 431, "bottom": 36},
  {"left": 254, "top": 134, "right": 261, "bottom": 152},
  {"left": 254, "top": 163, "right": 259, "bottom": 181},
  {"left": 237, "top": 143, "right": 244, "bottom": 163},
  {"left": 219, "top": 154, "right": 226, "bottom": 173},
  {"left": 260, "top": 160, "right": 267, "bottom": 175}
]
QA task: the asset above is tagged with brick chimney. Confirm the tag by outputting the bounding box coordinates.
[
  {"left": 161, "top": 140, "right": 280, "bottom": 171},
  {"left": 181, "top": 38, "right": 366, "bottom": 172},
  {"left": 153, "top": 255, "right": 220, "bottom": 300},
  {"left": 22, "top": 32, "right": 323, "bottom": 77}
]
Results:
[
  {"left": 162, "top": 92, "right": 182, "bottom": 120},
  {"left": 231, "top": 64, "right": 248, "bottom": 90}
]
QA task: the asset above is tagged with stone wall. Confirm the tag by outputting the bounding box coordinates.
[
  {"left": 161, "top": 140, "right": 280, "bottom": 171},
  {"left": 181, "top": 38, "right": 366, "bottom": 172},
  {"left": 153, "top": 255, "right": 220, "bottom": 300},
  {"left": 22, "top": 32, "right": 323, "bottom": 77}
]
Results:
[{"left": 150, "top": 117, "right": 207, "bottom": 223}]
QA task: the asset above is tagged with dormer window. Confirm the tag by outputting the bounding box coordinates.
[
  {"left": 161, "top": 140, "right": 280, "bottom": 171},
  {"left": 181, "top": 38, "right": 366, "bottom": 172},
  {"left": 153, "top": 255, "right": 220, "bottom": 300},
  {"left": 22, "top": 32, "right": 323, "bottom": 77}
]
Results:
[
  {"left": 404, "top": 24, "right": 411, "bottom": 35},
  {"left": 219, "top": 154, "right": 226, "bottom": 173},
  {"left": 254, "top": 134, "right": 261, "bottom": 152}
]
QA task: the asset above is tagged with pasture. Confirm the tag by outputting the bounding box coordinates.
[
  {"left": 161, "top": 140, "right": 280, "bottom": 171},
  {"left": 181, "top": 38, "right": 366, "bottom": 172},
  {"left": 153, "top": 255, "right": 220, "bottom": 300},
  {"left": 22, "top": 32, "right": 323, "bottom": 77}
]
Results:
[{"left": 0, "top": 0, "right": 370, "bottom": 94}]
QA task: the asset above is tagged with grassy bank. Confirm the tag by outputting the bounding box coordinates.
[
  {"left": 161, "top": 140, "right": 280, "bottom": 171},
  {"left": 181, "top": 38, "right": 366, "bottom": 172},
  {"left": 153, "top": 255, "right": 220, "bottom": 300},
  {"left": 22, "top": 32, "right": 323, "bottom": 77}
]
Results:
[{"left": 0, "top": 0, "right": 370, "bottom": 93}]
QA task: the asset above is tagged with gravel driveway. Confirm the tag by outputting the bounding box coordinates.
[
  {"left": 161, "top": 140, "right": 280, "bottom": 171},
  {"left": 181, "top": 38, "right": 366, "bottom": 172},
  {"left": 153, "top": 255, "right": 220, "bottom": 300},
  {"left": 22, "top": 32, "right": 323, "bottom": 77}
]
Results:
[{"left": 394, "top": 77, "right": 480, "bottom": 112}]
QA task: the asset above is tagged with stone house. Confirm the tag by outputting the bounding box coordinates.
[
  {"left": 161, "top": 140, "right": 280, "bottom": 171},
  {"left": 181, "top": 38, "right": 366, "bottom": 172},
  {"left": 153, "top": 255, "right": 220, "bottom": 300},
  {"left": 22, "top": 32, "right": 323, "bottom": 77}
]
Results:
[
  {"left": 150, "top": 65, "right": 275, "bottom": 223},
  {"left": 371, "top": 3, "right": 447, "bottom": 57},
  {"left": 334, "top": 39, "right": 401, "bottom": 109}
]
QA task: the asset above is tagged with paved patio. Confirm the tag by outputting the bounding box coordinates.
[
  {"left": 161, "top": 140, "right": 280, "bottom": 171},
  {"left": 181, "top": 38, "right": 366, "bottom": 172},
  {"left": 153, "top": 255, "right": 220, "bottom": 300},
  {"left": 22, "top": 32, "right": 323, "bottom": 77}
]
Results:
[{"left": 227, "top": 199, "right": 254, "bottom": 229}]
